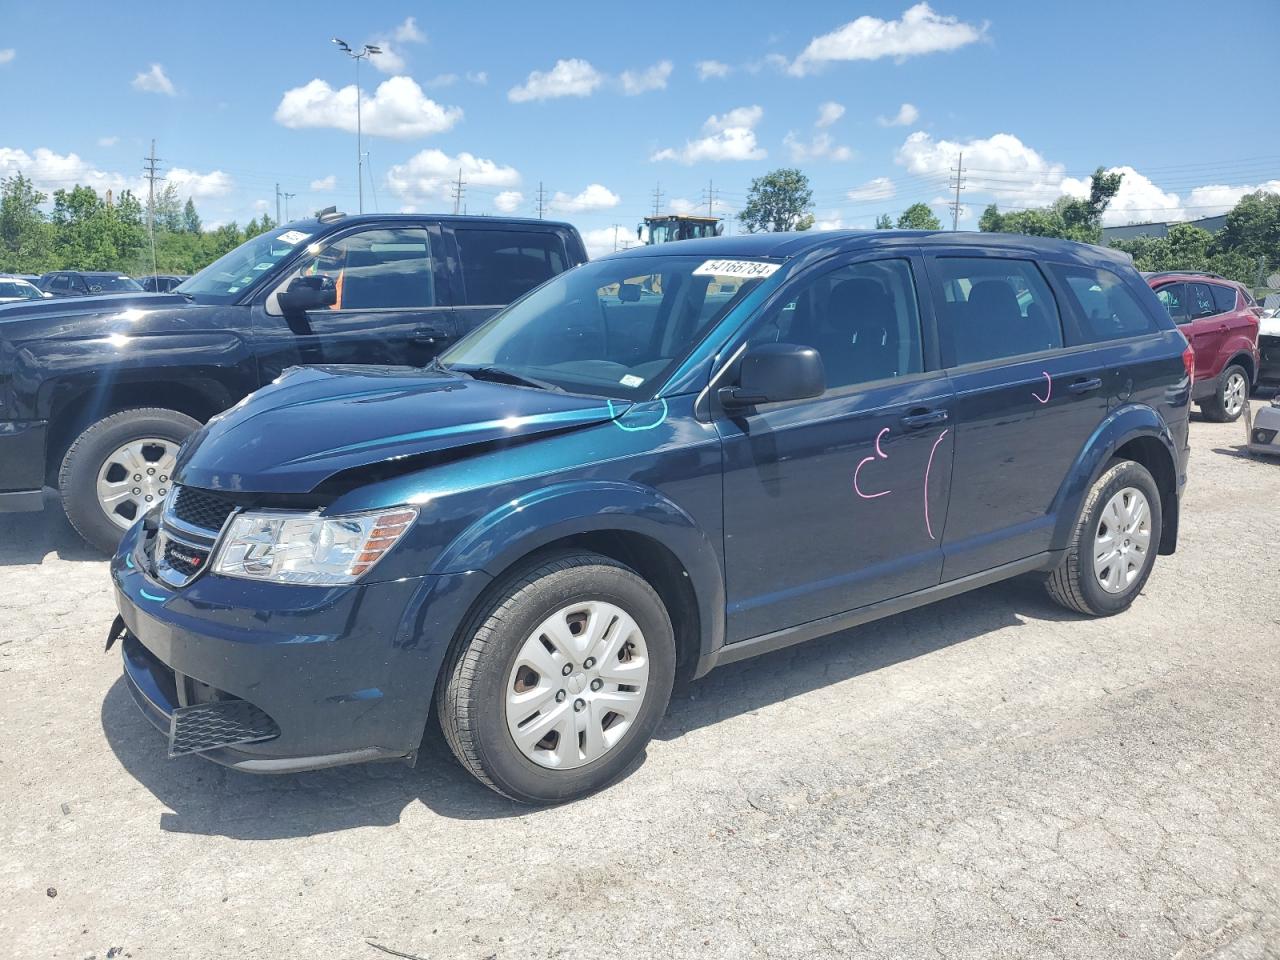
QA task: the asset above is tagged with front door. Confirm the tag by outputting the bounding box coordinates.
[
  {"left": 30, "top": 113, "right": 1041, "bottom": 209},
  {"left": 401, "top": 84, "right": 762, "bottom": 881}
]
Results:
[
  {"left": 925, "top": 253, "right": 1110, "bottom": 579},
  {"left": 717, "top": 254, "right": 954, "bottom": 643},
  {"left": 253, "top": 223, "right": 455, "bottom": 382}
]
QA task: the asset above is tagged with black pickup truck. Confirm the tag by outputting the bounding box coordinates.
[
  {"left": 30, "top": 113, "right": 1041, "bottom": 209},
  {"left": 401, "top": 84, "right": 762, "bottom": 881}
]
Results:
[{"left": 0, "top": 211, "right": 587, "bottom": 551}]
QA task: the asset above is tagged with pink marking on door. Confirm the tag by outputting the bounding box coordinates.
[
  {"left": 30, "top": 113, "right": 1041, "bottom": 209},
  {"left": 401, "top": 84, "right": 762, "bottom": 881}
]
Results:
[
  {"left": 923, "top": 428, "right": 950, "bottom": 541},
  {"left": 874, "top": 426, "right": 889, "bottom": 458},
  {"left": 853, "top": 457, "right": 891, "bottom": 499},
  {"left": 1031, "top": 371, "right": 1052, "bottom": 404}
]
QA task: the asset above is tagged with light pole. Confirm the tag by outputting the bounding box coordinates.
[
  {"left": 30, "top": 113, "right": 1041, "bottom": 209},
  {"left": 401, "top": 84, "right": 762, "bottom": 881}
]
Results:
[{"left": 331, "top": 38, "right": 381, "bottom": 214}]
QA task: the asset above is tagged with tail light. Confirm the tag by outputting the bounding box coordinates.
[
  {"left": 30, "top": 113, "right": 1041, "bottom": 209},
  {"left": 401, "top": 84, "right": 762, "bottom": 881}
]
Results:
[{"left": 1181, "top": 342, "right": 1195, "bottom": 382}]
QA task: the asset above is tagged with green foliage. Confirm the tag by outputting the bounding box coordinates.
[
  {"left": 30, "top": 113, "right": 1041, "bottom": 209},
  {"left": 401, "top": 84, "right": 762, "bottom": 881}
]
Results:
[
  {"left": 1108, "top": 222, "right": 1263, "bottom": 286},
  {"left": 738, "top": 168, "right": 815, "bottom": 233},
  {"left": 1215, "top": 191, "right": 1280, "bottom": 270},
  {"left": 0, "top": 174, "right": 54, "bottom": 272},
  {"left": 980, "top": 167, "right": 1122, "bottom": 244},
  {"left": 874, "top": 213, "right": 893, "bottom": 230},
  {"left": 896, "top": 203, "right": 941, "bottom": 230}
]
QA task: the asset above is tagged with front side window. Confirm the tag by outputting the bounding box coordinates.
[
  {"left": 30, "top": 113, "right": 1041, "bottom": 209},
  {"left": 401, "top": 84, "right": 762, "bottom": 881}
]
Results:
[
  {"left": 1189, "top": 282, "right": 1217, "bottom": 319},
  {"left": 1210, "top": 283, "right": 1238, "bottom": 314},
  {"left": 748, "top": 258, "right": 924, "bottom": 389},
  {"left": 1154, "top": 283, "right": 1189, "bottom": 323},
  {"left": 456, "top": 229, "right": 567, "bottom": 306},
  {"left": 934, "top": 257, "right": 1062, "bottom": 366},
  {"left": 0, "top": 280, "right": 42, "bottom": 299},
  {"left": 276, "top": 227, "right": 435, "bottom": 311},
  {"left": 441, "top": 255, "right": 769, "bottom": 399},
  {"left": 1051, "top": 264, "right": 1159, "bottom": 342}
]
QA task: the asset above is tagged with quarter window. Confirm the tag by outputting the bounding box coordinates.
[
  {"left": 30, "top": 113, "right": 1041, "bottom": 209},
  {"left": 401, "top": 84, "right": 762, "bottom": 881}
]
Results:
[
  {"left": 456, "top": 229, "right": 568, "bottom": 306},
  {"left": 1050, "top": 265, "right": 1159, "bottom": 341},
  {"left": 933, "top": 258, "right": 1062, "bottom": 366},
  {"left": 749, "top": 258, "right": 924, "bottom": 390},
  {"left": 280, "top": 227, "right": 435, "bottom": 311},
  {"left": 1189, "top": 282, "right": 1216, "bottom": 319}
]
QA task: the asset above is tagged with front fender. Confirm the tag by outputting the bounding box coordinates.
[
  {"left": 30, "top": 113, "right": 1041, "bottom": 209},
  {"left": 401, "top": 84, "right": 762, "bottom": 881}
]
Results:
[
  {"left": 1048, "top": 402, "right": 1180, "bottom": 552},
  {"left": 431, "top": 479, "right": 726, "bottom": 666}
]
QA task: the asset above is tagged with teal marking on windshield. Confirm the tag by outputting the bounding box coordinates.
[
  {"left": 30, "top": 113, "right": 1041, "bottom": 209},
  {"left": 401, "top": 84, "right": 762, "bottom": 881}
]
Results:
[
  {"left": 607, "top": 398, "right": 668, "bottom": 432},
  {"left": 139, "top": 588, "right": 167, "bottom": 603},
  {"left": 125, "top": 554, "right": 135, "bottom": 569}
]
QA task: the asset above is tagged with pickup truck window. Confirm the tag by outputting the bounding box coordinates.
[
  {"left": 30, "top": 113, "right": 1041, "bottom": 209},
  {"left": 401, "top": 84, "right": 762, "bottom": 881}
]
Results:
[
  {"left": 274, "top": 227, "right": 436, "bottom": 311},
  {"left": 455, "top": 229, "right": 567, "bottom": 306},
  {"left": 179, "top": 226, "right": 316, "bottom": 302}
]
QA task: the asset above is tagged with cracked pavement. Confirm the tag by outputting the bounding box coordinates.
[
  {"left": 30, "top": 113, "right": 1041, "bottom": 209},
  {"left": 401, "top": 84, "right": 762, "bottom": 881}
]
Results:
[{"left": 3, "top": 415, "right": 1278, "bottom": 959}]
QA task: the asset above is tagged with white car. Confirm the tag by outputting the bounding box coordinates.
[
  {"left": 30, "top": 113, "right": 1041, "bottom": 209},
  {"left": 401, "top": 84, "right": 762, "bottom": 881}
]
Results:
[
  {"left": 1249, "top": 396, "right": 1280, "bottom": 456},
  {"left": 0, "top": 277, "right": 51, "bottom": 303}
]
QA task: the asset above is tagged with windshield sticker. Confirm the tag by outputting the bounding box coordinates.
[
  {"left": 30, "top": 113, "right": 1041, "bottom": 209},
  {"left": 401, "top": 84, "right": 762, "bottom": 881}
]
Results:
[
  {"left": 619, "top": 374, "right": 645, "bottom": 388},
  {"left": 277, "top": 230, "right": 310, "bottom": 245},
  {"left": 253, "top": 262, "right": 274, "bottom": 271},
  {"left": 693, "top": 259, "right": 780, "bottom": 279},
  {"left": 227, "top": 286, "right": 241, "bottom": 293}
]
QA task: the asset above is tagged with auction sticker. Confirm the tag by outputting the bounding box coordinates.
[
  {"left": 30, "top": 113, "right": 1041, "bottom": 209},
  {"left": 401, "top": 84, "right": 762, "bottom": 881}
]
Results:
[
  {"left": 692, "top": 259, "right": 780, "bottom": 279},
  {"left": 277, "top": 230, "right": 310, "bottom": 245}
]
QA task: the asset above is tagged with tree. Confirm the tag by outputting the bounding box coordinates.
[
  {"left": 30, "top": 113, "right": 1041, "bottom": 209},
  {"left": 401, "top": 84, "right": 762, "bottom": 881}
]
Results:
[
  {"left": 182, "top": 198, "right": 201, "bottom": 234},
  {"left": 896, "top": 203, "right": 941, "bottom": 230},
  {"left": 874, "top": 213, "right": 893, "bottom": 230},
  {"left": 738, "top": 168, "right": 815, "bottom": 233},
  {"left": 1108, "top": 223, "right": 1258, "bottom": 286},
  {"left": 1214, "top": 190, "right": 1280, "bottom": 272},
  {"left": 980, "top": 167, "right": 1123, "bottom": 244},
  {"left": 0, "top": 174, "right": 54, "bottom": 273}
]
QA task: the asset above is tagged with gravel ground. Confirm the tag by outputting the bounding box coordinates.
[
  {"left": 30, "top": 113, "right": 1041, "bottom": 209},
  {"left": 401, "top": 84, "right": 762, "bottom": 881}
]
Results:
[{"left": 3, "top": 414, "right": 1278, "bottom": 960}]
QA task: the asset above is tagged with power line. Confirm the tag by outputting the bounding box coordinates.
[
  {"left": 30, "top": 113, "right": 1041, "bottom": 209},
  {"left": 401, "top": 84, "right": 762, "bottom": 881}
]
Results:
[
  {"left": 948, "top": 151, "right": 966, "bottom": 231},
  {"left": 142, "top": 140, "right": 163, "bottom": 278}
]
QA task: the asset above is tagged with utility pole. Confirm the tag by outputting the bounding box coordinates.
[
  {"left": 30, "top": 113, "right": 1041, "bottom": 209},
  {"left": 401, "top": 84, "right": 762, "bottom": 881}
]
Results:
[
  {"left": 283, "top": 192, "right": 296, "bottom": 221},
  {"left": 142, "top": 140, "right": 163, "bottom": 279},
  {"left": 451, "top": 168, "right": 466, "bottom": 216},
  {"left": 651, "top": 182, "right": 664, "bottom": 215},
  {"left": 948, "top": 151, "right": 966, "bottom": 231},
  {"left": 703, "top": 179, "right": 718, "bottom": 217},
  {"left": 331, "top": 38, "right": 381, "bottom": 213},
  {"left": 535, "top": 181, "right": 547, "bottom": 219},
  {"left": 612, "top": 224, "right": 623, "bottom": 252},
  {"left": 275, "top": 183, "right": 282, "bottom": 225}
]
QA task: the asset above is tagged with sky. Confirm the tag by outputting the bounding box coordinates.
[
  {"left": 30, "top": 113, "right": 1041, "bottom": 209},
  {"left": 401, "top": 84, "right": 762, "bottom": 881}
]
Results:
[{"left": 2, "top": 0, "right": 1279, "bottom": 257}]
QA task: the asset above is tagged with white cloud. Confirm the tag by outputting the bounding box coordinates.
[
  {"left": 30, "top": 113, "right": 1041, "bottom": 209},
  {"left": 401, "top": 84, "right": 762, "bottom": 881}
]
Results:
[
  {"left": 494, "top": 190, "right": 524, "bottom": 213},
  {"left": 879, "top": 102, "right": 919, "bottom": 127},
  {"left": 167, "top": 167, "right": 233, "bottom": 198},
  {"left": 0, "top": 146, "right": 232, "bottom": 202},
  {"left": 897, "top": 130, "right": 1066, "bottom": 206},
  {"left": 0, "top": 49, "right": 14, "bottom": 65},
  {"left": 783, "top": 131, "right": 853, "bottom": 163},
  {"left": 815, "top": 217, "right": 846, "bottom": 231},
  {"left": 427, "top": 73, "right": 458, "bottom": 88},
  {"left": 97, "top": 136, "right": 119, "bottom": 148},
  {"left": 668, "top": 197, "right": 702, "bottom": 215},
  {"left": 369, "top": 17, "right": 426, "bottom": 75},
  {"left": 696, "top": 59, "right": 731, "bottom": 80},
  {"left": 620, "top": 60, "right": 673, "bottom": 95},
  {"left": 394, "top": 16, "right": 424, "bottom": 43},
  {"left": 132, "top": 63, "right": 175, "bottom": 96},
  {"left": 1185, "top": 180, "right": 1280, "bottom": 218},
  {"left": 1059, "top": 166, "right": 1184, "bottom": 225},
  {"left": 582, "top": 225, "right": 636, "bottom": 259},
  {"left": 652, "top": 105, "right": 766, "bottom": 164},
  {"left": 789, "top": 3, "right": 985, "bottom": 75},
  {"left": 508, "top": 58, "right": 603, "bottom": 102},
  {"left": 847, "top": 176, "right": 896, "bottom": 202},
  {"left": 385, "top": 149, "right": 520, "bottom": 205},
  {"left": 466, "top": 71, "right": 488, "bottom": 85},
  {"left": 310, "top": 175, "right": 337, "bottom": 191},
  {"left": 816, "top": 102, "right": 845, "bottom": 127},
  {"left": 550, "top": 183, "right": 621, "bottom": 213},
  {"left": 274, "top": 76, "right": 462, "bottom": 138}
]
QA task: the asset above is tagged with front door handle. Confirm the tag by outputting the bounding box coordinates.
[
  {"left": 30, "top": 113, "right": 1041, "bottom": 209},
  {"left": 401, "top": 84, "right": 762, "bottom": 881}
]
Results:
[
  {"left": 1067, "top": 377, "right": 1103, "bottom": 395},
  {"left": 410, "top": 327, "right": 452, "bottom": 345},
  {"left": 900, "top": 408, "right": 949, "bottom": 430}
]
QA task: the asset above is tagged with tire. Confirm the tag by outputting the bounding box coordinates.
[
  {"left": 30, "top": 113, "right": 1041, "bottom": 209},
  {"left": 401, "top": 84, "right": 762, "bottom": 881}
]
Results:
[
  {"left": 438, "top": 551, "right": 676, "bottom": 804},
  {"left": 1200, "top": 363, "right": 1249, "bottom": 422},
  {"left": 1045, "top": 459, "right": 1163, "bottom": 617},
  {"left": 59, "top": 407, "right": 200, "bottom": 554}
]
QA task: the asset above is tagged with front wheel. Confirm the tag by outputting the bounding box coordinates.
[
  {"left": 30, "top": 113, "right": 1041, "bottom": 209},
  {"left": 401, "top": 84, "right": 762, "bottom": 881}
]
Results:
[
  {"left": 1045, "top": 459, "right": 1163, "bottom": 616},
  {"left": 438, "top": 552, "right": 676, "bottom": 804}
]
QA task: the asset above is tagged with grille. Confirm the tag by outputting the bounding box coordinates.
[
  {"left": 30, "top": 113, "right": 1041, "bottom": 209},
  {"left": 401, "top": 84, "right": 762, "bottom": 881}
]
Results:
[
  {"left": 172, "top": 485, "right": 237, "bottom": 532},
  {"left": 163, "top": 538, "right": 209, "bottom": 578},
  {"left": 168, "top": 698, "right": 281, "bottom": 757}
]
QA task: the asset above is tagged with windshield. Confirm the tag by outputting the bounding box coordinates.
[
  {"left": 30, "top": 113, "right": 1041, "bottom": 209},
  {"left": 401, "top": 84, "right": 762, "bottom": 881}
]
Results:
[
  {"left": 440, "top": 255, "right": 773, "bottom": 399},
  {"left": 0, "top": 280, "right": 42, "bottom": 299},
  {"left": 177, "top": 226, "right": 315, "bottom": 302}
]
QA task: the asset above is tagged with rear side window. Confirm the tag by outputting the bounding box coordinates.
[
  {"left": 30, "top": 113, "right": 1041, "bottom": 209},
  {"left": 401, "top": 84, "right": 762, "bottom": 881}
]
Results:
[
  {"left": 933, "top": 257, "right": 1062, "bottom": 366},
  {"left": 1189, "top": 282, "right": 1217, "bottom": 319},
  {"left": 1154, "top": 283, "right": 1188, "bottom": 323},
  {"left": 456, "top": 229, "right": 568, "bottom": 306},
  {"left": 1210, "top": 283, "right": 1238, "bottom": 313},
  {"left": 1049, "top": 264, "right": 1159, "bottom": 342}
]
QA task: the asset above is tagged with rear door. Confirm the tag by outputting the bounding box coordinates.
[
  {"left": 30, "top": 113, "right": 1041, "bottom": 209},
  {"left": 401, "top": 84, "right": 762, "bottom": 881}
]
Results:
[
  {"left": 1185, "top": 281, "right": 1228, "bottom": 381},
  {"left": 448, "top": 225, "right": 572, "bottom": 338},
  {"left": 926, "top": 252, "right": 1110, "bottom": 580}
]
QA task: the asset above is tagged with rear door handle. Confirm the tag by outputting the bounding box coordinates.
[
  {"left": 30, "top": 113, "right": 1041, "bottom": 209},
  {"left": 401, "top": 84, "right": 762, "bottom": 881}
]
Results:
[
  {"left": 1068, "top": 377, "right": 1103, "bottom": 395},
  {"left": 900, "top": 408, "right": 949, "bottom": 430}
]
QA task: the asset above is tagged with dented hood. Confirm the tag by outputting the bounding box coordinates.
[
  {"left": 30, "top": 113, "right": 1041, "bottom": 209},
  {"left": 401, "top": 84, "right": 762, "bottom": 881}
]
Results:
[{"left": 177, "top": 365, "right": 626, "bottom": 494}]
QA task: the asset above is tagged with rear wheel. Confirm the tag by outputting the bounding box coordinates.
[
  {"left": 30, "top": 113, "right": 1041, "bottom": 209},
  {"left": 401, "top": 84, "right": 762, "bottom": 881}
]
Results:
[
  {"left": 59, "top": 408, "right": 199, "bottom": 554},
  {"left": 438, "top": 552, "right": 676, "bottom": 804},
  {"left": 1046, "top": 459, "right": 1162, "bottom": 616},
  {"left": 1201, "top": 363, "right": 1248, "bottom": 422}
]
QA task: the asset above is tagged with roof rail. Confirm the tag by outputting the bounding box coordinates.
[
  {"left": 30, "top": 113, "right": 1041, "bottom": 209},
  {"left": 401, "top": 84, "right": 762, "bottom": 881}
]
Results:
[{"left": 1147, "top": 270, "right": 1226, "bottom": 280}]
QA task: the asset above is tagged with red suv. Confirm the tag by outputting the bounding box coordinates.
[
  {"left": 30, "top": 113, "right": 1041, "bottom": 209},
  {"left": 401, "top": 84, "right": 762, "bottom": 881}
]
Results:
[{"left": 1146, "top": 272, "right": 1260, "bottom": 421}]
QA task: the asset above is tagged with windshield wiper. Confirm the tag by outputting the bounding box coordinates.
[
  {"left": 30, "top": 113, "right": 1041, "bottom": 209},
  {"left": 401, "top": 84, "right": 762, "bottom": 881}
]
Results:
[{"left": 447, "top": 364, "right": 564, "bottom": 393}]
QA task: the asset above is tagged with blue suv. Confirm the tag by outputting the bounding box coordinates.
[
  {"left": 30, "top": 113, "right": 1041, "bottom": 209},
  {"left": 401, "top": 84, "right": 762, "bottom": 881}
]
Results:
[{"left": 110, "top": 231, "right": 1192, "bottom": 803}]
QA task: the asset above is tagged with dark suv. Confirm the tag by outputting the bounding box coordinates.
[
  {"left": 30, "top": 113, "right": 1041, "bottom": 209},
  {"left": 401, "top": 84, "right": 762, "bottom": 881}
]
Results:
[
  {"left": 0, "top": 213, "right": 587, "bottom": 551},
  {"left": 110, "top": 231, "right": 1190, "bottom": 803},
  {"left": 1146, "top": 271, "right": 1260, "bottom": 421},
  {"left": 37, "top": 271, "right": 145, "bottom": 297}
]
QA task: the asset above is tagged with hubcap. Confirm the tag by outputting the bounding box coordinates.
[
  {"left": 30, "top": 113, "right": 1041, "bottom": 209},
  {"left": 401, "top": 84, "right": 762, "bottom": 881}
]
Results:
[
  {"left": 95, "top": 438, "right": 179, "bottom": 530},
  {"left": 1224, "top": 372, "right": 1246, "bottom": 416},
  {"left": 505, "top": 599, "right": 649, "bottom": 770},
  {"left": 1092, "top": 486, "right": 1152, "bottom": 594}
]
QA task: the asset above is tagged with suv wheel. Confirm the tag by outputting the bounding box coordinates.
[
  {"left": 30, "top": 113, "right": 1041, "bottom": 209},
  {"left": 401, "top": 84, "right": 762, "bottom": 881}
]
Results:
[
  {"left": 438, "top": 552, "right": 676, "bottom": 804},
  {"left": 1201, "top": 363, "right": 1249, "bottom": 422},
  {"left": 1045, "top": 459, "right": 1162, "bottom": 617},
  {"left": 59, "top": 408, "right": 200, "bottom": 554}
]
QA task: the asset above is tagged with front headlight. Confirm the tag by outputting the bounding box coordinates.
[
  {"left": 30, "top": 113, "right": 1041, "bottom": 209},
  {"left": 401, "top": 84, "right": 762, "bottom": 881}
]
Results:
[{"left": 212, "top": 507, "right": 418, "bottom": 585}]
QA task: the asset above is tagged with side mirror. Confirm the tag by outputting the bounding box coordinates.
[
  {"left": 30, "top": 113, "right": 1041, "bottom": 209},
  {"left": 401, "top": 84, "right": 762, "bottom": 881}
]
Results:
[
  {"left": 618, "top": 282, "right": 642, "bottom": 303},
  {"left": 278, "top": 274, "right": 337, "bottom": 316},
  {"left": 719, "top": 342, "right": 825, "bottom": 408}
]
